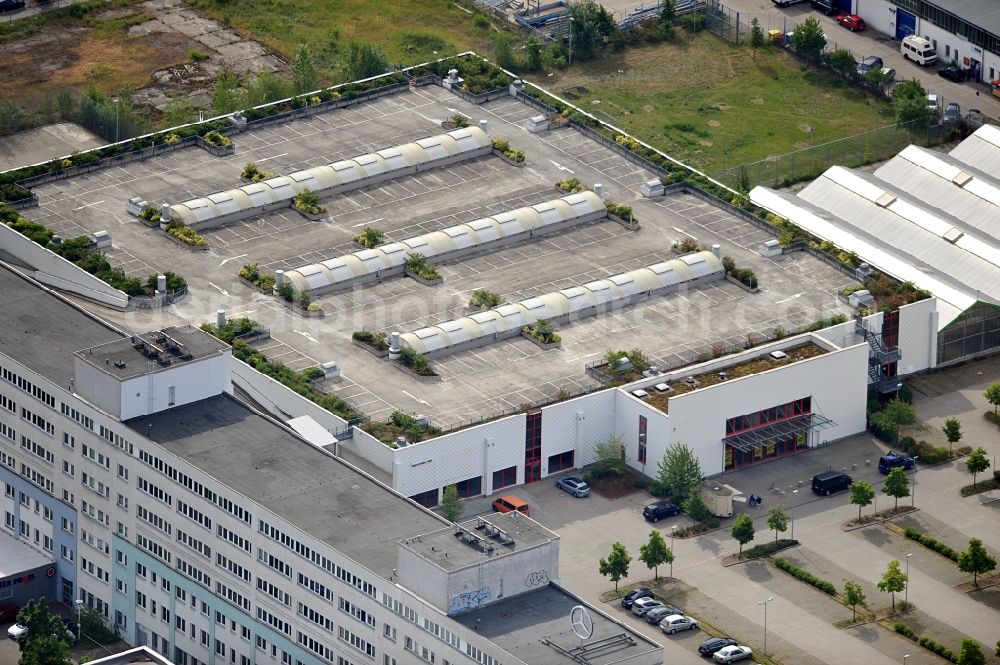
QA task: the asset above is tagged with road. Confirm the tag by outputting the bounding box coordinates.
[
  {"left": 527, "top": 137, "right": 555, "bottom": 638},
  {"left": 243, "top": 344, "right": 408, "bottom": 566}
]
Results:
[{"left": 709, "top": 0, "right": 999, "bottom": 120}]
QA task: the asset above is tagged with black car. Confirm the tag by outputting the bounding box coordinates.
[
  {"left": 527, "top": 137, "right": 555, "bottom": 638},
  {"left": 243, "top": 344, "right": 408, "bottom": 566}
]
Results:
[
  {"left": 643, "top": 500, "right": 680, "bottom": 523},
  {"left": 938, "top": 64, "right": 966, "bottom": 82},
  {"left": 620, "top": 587, "right": 652, "bottom": 609},
  {"left": 0, "top": 0, "right": 26, "bottom": 11},
  {"left": 698, "top": 637, "right": 739, "bottom": 656},
  {"left": 878, "top": 451, "right": 915, "bottom": 474}
]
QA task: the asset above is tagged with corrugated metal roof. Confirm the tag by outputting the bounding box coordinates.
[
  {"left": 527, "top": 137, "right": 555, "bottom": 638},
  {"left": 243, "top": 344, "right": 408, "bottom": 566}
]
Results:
[{"left": 927, "top": 0, "right": 1000, "bottom": 42}]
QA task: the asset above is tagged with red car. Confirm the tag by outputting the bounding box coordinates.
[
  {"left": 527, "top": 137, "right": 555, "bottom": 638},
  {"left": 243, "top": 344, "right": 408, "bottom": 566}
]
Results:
[
  {"left": 836, "top": 14, "right": 865, "bottom": 30},
  {"left": 0, "top": 603, "right": 19, "bottom": 623}
]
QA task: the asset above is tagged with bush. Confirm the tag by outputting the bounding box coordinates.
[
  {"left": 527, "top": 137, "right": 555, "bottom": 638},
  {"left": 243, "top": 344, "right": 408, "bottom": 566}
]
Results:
[
  {"left": 404, "top": 253, "right": 440, "bottom": 281},
  {"left": 605, "top": 201, "right": 635, "bottom": 222},
  {"left": 352, "top": 330, "right": 389, "bottom": 351},
  {"left": 740, "top": 539, "right": 799, "bottom": 559},
  {"left": 202, "top": 130, "right": 231, "bottom": 148},
  {"left": 677, "top": 237, "right": 700, "bottom": 253},
  {"left": 189, "top": 48, "right": 208, "bottom": 61},
  {"left": 721, "top": 255, "right": 736, "bottom": 273},
  {"left": 139, "top": 206, "right": 161, "bottom": 223},
  {"left": 556, "top": 177, "right": 584, "bottom": 193},
  {"left": 773, "top": 557, "right": 836, "bottom": 595},
  {"left": 293, "top": 189, "right": 326, "bottom": 215},
  {"left": 166, "top": 225, "right": 207, "bottom": 247},
  {"left": 904, "top": 527, "right": 959, "bottom": 561},
  {"left": 353, "top": 227, "right": 385, "bottom": 248},
  {"left": 450, "top": 114, "right": 469, "bottom": 128},
  {"left": 894, "top": 622, "right": 916, "bottom": 640},
  {"left": 469, "top": 289, "right": 504, "bottom": 310},
  {"left": 200, "top": 317, "right": 264, "bottom": 344},
  {"left": 276, "top": 281, "right": 295, "bottom": 302},
  {"left": 730, "top": 267, "right": 758, "bottom": 288}
]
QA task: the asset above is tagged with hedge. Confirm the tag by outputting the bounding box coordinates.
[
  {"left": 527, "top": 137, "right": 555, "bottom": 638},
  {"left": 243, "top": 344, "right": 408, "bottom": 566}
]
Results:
[
  {"left": 740, "top": 539, "right": 798, "bottom": 560},
  {"left": 895, "top": 622, "right": 958, "bottom": 663},
  {"left": 773, "top": 557, "right": 836, "bottom": 595}
]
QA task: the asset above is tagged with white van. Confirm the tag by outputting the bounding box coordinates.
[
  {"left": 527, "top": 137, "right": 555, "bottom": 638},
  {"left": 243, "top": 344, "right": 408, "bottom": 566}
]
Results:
[{"left": 901, "top": 35, "right": 937, "bottom": 65}]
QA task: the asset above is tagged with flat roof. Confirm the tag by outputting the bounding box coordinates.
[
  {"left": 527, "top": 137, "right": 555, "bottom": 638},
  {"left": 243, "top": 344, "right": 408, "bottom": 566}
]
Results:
[
  {"left": 74, "top": 325, "right": 229, "bottom": 381},
  {"left": 399, "top": 511, "right": 557, "bottom": 572},
  {"left": 0, "top": 530, "right": 52, "bottom": 577},
  {"left": 124, "top": 394, "right": 445, "bottom": 579},
  {"left": 454, "top": 585, "right": 662, "bottom": 665},
  {"left": 0, "top": 263, "right": 122, "bottom": 386},
  {"left": 928, "top": 0, "right": 1000, "bottom": 40}
]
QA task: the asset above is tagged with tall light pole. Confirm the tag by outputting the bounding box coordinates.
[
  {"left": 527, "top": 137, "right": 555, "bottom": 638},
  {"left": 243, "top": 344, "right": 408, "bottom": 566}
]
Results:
[
  {"left": 75, "top": 599, "right": 83, "bottom": 644},
  {"left": 669, "top": 525, "right": 677, "bottom": 580},
  {"left": 758, "top": 596, "right": 774, "bottom": 657},
  {"left": 903, "top": 654, "right": 910, "bottom": 665},
  {"left": 905, "top": 553, "right": 912, "bottom": 607},
  {"left": 567, "top": 17, "right": 574, "bottom": 67},
  {"left": 911, "top": 457, "right": 918, "bottom": 506}
]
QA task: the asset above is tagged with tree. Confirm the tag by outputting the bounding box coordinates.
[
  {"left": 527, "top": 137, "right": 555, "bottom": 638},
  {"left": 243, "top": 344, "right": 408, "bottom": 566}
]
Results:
[
  {"left": 653, "top": 443, "right": 703, "bottom": 504},
  {"left": 864, "top": 66, "right": 891, "bottom": 91},
  {"left": 749, "top": 18, "right": 765, "bottom": 62},
  {"left": 871, "top": 398, "right": 916, "bottom": 445},
  {"left": 882, "top": 467, "right": 910, "bottom": 510},
  {"left": 985, "top": 382, "right": 1000, "bottom": 418},
  {"left": 790, "top": 17, "right": 826, "bottom": 61},
  {"left": 892, "top": 78, "right": 931, "bottom": 126},
  {"left": 525, "top": 37, "right": 543, "bottom": 71},
  {"left": 942, "top": 417, "right": 962, "bottom": 455},
  {"left": 849, "top": 480, "right": 876, "bottom": 521},
  {"left": 639, "top": 530, "right": 672, "bottom": 581},
  {"left": 567, "top": 0, "right": 618, "bottom": 62},
  {"left": 958, "top": 538, "right": 996, "bottom": 587},
  {"left": 599, "top": 542, "right": 631, "bottom": 591},
  {"left": 766, "top": 504, "right": 789, "bottom": 542},
  {"left": 878, "top": 559, "right": 907, "bottom": 612},
  {"left": 592, "top": 434, "right": 626, "bottom": 477},
  {"left": 965, "top": 447, "right": 990, "bottom": 487},
  {"left": 843, "top": 580, "right": 866, "bottom": 622},
  {"left": 440, "top": 485, "right": 463, "bottom": 522},
  {"left": 658, "top": 0, "right": 676, "bottom": 39},
  {"left": 828, "top": 48, "right": 856, "bottom": 76},
  {"left": 291, "top": 43, "right": 319, "bottom": 94},
  {"left": 683, "top": 491, "right": 715, "bottom": 523},
  {"left": 15, "top": 599, "right": 71, "bottom": 665},
  {"left": 731, "top": 513, "right": 755, "bottom": 558},
  {"left": 957, "top": 639, "right": 986, "bottom": 665},
  {"left": 604, "top": 349, "right": 628, "bottom": 373},
  {"left": 212, "top": 68, "right": 240, "bottom": 114},
  {"left": 491, "top": 32, "right": 517, "bottom": 71},
  {"left": 345, "top": 42, "right": 389, "bottom": 81}
]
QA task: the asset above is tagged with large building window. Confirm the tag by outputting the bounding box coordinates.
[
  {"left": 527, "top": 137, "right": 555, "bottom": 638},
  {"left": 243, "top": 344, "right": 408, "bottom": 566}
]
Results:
[
  {"left": 524, "top": 412, "right": 542, "bottom": 483},
  {"left": 452, "top": 476, "right": 482, "bottom": 499},
  {"left": 492, "top": 466, "right": 516, "bottom": 490},
  {"left": 409, "top": 489, "right": 438, "bottom": 509},
  {"left": 638, "top": 415, "right": 648, "bottom": 465},
  {"left": 725, "top": 397, "right": 811, "bottom": 435},
  {"left": 547, "top": 451, "right": 574, "bottom": 473}
]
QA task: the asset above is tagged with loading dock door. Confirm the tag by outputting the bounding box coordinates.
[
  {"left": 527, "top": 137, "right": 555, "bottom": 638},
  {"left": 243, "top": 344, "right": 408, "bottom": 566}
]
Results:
[
  {"left": 832, "top": 0, "right": 851, "bottom": 13},
  {"left": 895, "top": 8, "right": 916, "bottom": 41}
]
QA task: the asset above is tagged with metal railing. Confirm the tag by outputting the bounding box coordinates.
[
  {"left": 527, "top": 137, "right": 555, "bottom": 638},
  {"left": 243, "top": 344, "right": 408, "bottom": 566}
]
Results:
[{"left": 128, "top": 286, "right": 187, "bottom": 310}]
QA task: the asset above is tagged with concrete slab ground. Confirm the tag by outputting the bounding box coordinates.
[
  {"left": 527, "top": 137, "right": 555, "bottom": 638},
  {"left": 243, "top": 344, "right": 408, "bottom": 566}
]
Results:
[
  {"left": 0, "top": 122, "right": 105, "bottom": 172},
  {"left": 33, "top": 84, "right": 856, "bottom": 428}
]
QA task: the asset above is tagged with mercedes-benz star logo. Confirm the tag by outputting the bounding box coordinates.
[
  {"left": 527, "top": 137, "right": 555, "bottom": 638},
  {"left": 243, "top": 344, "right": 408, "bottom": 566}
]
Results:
[{"left": 570, "top": 605, "right": 594, "bottom": 640}]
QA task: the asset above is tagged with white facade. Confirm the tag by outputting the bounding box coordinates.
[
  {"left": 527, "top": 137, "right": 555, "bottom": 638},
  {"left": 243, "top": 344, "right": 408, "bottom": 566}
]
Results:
[{"left": 857, "top": 1, "right": 1000, "bottom": 82}]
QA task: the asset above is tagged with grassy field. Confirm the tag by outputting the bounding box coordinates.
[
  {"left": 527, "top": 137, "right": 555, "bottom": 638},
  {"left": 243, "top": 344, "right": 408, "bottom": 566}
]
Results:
[
  {"left": 550, "top": 32, "right": 892, "bottom": 174},
  {"left": 186, "top": 0, "right": 495, "bottom": 66}
]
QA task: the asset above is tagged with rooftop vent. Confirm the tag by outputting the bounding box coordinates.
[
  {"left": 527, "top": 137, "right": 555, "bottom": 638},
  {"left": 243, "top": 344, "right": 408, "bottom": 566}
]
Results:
[
  {"left": 113, "top": 360, "right": 126, "bottom": 369},
  {"left": 718, "top": 371, "right": 728, "bottom": 380},
  {"left": 951, "top": 171, "right": 973, "bottom": 187},
  {"left": 684, "top": 376, "right": 696, "bottom": 385},
  {"left": 875, "top": 192, "right": 897, "bottom": 208},
  {"left": 769, "top": 350, "right": 788, "bottom": 360}
]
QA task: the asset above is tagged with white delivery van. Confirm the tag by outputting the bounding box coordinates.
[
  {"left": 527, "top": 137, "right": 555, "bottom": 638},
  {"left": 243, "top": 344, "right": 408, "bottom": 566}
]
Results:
[{"left": 901, "top": 35, "right": 937, "bottom": 65}]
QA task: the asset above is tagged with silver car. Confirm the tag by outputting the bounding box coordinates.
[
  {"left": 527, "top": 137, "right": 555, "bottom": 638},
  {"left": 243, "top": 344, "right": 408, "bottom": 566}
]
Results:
[
  {"left": 659, "top": 614, "right": 699, "bottom": 634},
  {"left": 555, "top": 476, "right": 590, "bottom": 498},
  {"left": 630, "top": 597, "right": 663, "bottom": 616}
]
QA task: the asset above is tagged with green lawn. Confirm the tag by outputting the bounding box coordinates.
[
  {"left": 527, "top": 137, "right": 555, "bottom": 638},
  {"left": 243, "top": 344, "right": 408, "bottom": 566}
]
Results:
[
  {"left": 552, "top": 32, "right": 892, "bottom": 175},
  {"left": 186, "top": 0, "right": 495, "bottom": 68}
]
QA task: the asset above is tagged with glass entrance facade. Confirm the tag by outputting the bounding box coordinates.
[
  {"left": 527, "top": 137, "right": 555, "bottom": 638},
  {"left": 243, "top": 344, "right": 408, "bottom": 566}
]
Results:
[{"left": 723, "top": 397, "right": 813, "bottom": 470}]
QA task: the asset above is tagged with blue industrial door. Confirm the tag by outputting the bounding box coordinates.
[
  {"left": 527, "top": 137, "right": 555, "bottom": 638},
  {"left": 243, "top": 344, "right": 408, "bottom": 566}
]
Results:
[
  {"left": 832, "top": 0, "right": 851, "bottom": 12},
  {"left": 895, "top": 8, "right": 916, "bottom": 40}
]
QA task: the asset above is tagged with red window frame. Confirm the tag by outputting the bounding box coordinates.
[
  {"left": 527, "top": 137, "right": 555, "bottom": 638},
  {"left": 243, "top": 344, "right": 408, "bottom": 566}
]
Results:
[
  {"left": 726, "top": 397, "right": 812, "bottom": 435},
  {"left": 638, "top": 415, "right": 648, "bottom": 465}
]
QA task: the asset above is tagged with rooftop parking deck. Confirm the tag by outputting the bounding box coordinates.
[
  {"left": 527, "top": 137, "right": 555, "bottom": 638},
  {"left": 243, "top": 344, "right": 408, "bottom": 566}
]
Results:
[{"left": 25, "top": 84, "right": 857, "bottom": 429}]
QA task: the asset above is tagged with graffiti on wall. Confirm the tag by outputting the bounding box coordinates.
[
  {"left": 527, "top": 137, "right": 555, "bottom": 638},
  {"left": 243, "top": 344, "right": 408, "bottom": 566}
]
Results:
[
  {"left": 524, "top": 570, "right": 549, "bottom": 588},
  {"left": 448, "top": 586, "right": 492, "bottom": 614}
]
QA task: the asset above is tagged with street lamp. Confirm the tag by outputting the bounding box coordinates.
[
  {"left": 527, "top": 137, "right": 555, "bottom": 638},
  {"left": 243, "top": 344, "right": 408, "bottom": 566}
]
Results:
[
  {"left": 669, "top": 525, "right": 678, "bottom": 580},
  {"left": 905, "top": 553, "right": 912, "bottom": 607},
  {"left": 567, "top": 17, "right": 574, "bottom": 67},
  {"left": 903, "top": 655, "right": 910, "bottom": 665},
  {"left": 110, "top": 97, "right": 121, "bottom": 143},
  {"left": 75, "top": 599, "right": 83, "bottom": 644},
  {"left": 758, "top": 596, "right": 774, "bottom": 657},
  {"left": 911, "top": 457, "right": 918, "bottom": 506}
]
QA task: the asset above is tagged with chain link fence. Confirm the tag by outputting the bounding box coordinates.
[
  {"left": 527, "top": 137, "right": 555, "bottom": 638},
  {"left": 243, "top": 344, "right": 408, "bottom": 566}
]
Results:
[{"left": 714, "top": 119, "right": 952, "bottom": 190}]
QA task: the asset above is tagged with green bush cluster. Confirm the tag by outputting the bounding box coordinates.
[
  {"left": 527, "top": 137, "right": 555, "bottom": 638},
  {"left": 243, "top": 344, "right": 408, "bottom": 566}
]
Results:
[
  {"left": 556, "top": 177, "right": 585, "bottom": 193},
  {"left": 352, "top": 330, "right": 389, "bottom": 351},
  {"left": 522, "top": 323, "right": 560, "bottom": 345},
  {"left": 904, "top": 527, "right": 959, "bottom": 561},
  {"left": 804, "top": 314, "right": 849, "bottom": 332},
  {"left": 353, "top": 227, "right": 384, "bottom": 248},
  {"left": 469, "top": 289, "right": 504, "bottom": 310},
  {"left": 404, "top": 253, "right": 440, "bottom": 281},
  {"left": 773, "top": 557, "right": 836, "bottom": 595},
  {"left": 362, "top": 410, "right": 442, "bottom": 446},
  {"left": 605, "top": 201, "right": 635, "bottom": 222},
  {"left": 412, "top": 57, "right": 511, "bottom": 95},
  {"left": 199, "top": 317, "right": 264, "bottom": 344},
  {"left": 201, "top": 130, "right": 232, "bottom": 148},
  {"left": 237, "top": 263, "right": 275, "bottom": 291},
  {"left": 139, "top": 206, "right": 161, "bottom": 223},
  {"left": 740, "top": 539, "right": 799, "bottom": 559},
  {"left": 226, "top": 339, "right": 360, "bottom": 421},
  {"left": 729, "top": 267, "right": 758, "bottom": 288},
  {"left": 167, "top": 225, "right": 207, "bottom": 247},
  {"left": 894, "top": 623, "right": 957, "bottom": 662},
  {"left": 292, "top": 189, "right": 326, "bottom": 215},
  {"left": 398, "top": 346, "right": 435, "bottom": 376},
  {"left": 897, "top": 436, "right": 951, "bottom": 464},
  {"left": 0, "top": 182, "right": 32, "bottom": 203},
  {"left": 241, "top": 162, "right": 276, "bottom": 183}
]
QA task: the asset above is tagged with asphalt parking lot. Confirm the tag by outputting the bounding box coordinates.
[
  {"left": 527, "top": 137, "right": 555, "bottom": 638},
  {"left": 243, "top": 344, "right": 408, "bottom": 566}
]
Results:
[{"left": 29, "top": 83, "right": 855, "bottom": 428}]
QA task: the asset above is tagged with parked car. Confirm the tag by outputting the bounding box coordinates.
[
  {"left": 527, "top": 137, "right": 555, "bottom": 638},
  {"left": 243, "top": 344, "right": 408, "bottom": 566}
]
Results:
[
  {"left": 0, "top": 0, "right": 26, "bottom": 12},
  {"left": 491, "top": 495, "right": 529, "bottom": 516},
  {"left": 7, "top": 621, "right": 75, "bottom": 644},
  {"left": 645, "top": 605, "right": 683, "bottom": 625},
  {"left": 926, "top": 93, "right": 941, "bottom": 120},
  {"left": 836, "top": 14, "right": 865, "bottom": 31},
  {"left": 620, "top": 587, "right": 652, "bottom": 609},
  {"left": 643, "top": 500, "right": 680, "bottom": 523},
  {"left": 713, "top": 645, "right": 754, "bottom": 663},
  {"left": 811, "top": 0, "right": 836, "bottom": 15},
  {"left": 938, "top": 64, "right": 966, "bottom": 82},
  {"left": 812, "top": 470, "right": 852, "bottom": 495},
  {"left": 555, "top": 476, "right": 591, "bottom": 497},
  {"left": 879, "top": 67, "right": 897, "bottom": 85},
  {"left": 699, "top": 637, "right": 739, "bottom": 656},
  {"left": 856, "top": 56, "right": 884, "bottom": 77},
  {"left": 944, "top": 102, "right": 961, "bottom": 123},
  {"left": 901, "top": 35, "right": 937, "bottom": 65},
  {"left": 878, "top": 451, "right": 915, "bottom": 474},
  {"left": 0, "top": 603, "right": 19, "bottom": 623},
  {"left": 659, "top": 614, "right": 699, "bottom": 634},
  {"left": 631, "top": 597, "right": 663, "bottom": 616}
]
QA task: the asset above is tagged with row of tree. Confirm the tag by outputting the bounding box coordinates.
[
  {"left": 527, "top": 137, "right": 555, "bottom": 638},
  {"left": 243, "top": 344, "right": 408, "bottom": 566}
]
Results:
[{"left": 599, "top": 530, "right": 675, "bottom": 590}]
